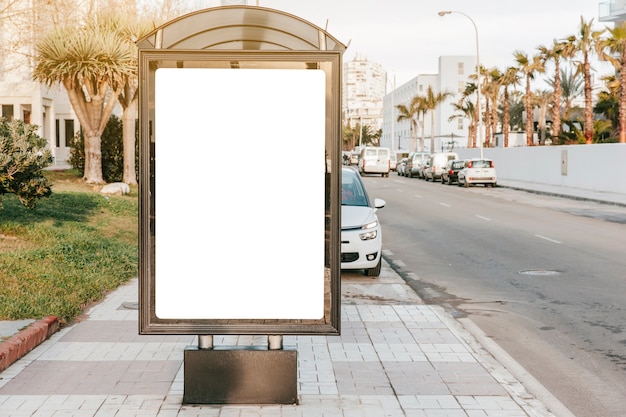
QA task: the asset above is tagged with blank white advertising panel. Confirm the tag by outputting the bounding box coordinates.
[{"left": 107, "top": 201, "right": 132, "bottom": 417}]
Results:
[{"left": 154, "top": 68, "right": 326, "bottom": 320}]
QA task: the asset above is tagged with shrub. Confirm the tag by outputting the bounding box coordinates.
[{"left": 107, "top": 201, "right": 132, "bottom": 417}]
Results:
[
  {"left": 69, "top": 115, "right": 137, "bottom": 183},
  {"left": 0, "top": 118, "right": 53, "bottom": 209}
]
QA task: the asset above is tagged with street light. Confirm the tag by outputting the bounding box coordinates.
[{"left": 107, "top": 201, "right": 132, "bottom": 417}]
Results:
[{"left": 438, "top": 10, "right": 483, "bottom": 158}]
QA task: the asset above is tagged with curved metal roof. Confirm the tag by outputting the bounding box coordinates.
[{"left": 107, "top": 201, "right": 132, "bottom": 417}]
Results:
[{"left": 137, "top": 6, "right": 347, "bottom": 52}]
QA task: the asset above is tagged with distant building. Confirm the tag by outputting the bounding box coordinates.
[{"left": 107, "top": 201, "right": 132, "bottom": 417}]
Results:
[
  {"left": 381, "top": 56, "right": 476, "bottom": 154},
  {"left": 599, "top": 0, "right": 626, "bottom": 23},
  {"left": 343, "top": 55, "right": 386, "bottom": 140}
]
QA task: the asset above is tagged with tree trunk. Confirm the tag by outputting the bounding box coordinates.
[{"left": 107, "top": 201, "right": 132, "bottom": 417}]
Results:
[
  {"left": 84, "top": 131, "right": 104, "bottom": 184},
  {"left": 584, "top": 53, "right": 594, "bottom": 144},
  {"left": 552, "top": 59, "right": 562, "bottom": 143},
  {"left": 618, "top": 48, "right": 626, "bottom": 143},
  {"left": 122, "top": 100, "right": 138, "bottom": 185},
  {"left": 525, "top": 75, "right": 534, "bottom": 146},
  {"left": 504, "top": 88, "right": 510, "bottom": 147}
]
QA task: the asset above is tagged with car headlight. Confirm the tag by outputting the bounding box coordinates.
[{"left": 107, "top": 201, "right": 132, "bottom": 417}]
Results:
[{"left": 359, "top": 221, "right": 378, "bottom": 240}]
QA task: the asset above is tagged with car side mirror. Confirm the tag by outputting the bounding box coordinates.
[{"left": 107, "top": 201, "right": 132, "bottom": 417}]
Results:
[{"left": 374, "top": 198, "right": 386, "bottom": 209}]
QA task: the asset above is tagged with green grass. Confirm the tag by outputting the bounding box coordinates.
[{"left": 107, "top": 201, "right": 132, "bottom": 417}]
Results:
[{"left": 0, "top": 171, "right": 138, "bottom": 324}]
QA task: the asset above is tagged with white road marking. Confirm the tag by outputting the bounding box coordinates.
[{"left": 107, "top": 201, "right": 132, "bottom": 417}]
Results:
[
  {"left": 440, "top": 202, "right": 451, "bottom": 207},
  {"left": 535, "top": 234, "right": 562, "bottom": 244},
  {"left": 475, "top": 215, "right": 491, "bottom": 221}
]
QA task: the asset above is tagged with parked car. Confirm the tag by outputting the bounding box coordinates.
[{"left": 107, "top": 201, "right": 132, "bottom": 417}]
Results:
[
  {"left": 458, "top": 158, "right": 497, "bottom": 187},
  {"left": 406, "top": 151, "right": 431, "bottom": 178},
  {"left": 441, "top": 160, "right": 465, "bottom": 185},
  {"left": 389, "top": 154, "right": 397, "bottom": 171},
  {"left": 397, "top": 158, "right": 408, "bottom": 176},
  {"left": 341, "top": 166, "right": 385, "bottom": 277},
  {"left": 358, "top": 146, "right": 390, "bottom": 177},
  {"left": 424, "top": 152, "right": 459, "bottom": 182},
  {"left": 349, "top": 152, "right": 359, "bottom": 165}
]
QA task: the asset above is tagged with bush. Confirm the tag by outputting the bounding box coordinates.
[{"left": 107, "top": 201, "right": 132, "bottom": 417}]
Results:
[
  {"left": 0, "top": 118, "right": 53, "bottom": 209},
  {"left": 69, "top": 115, "right": 137, "bottom": 183}
]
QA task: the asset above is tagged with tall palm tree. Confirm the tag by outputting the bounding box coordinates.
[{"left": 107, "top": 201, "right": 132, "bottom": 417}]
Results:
[
  {"left": 556, "top": 67, "right": 584, "bottom": 120},
  {"left": 566, "top": 16, "right": 605, "bottom": 144},
  {"left": 538, "top": 39, "right": 576, "bottom": 143},
  {"left": 532, "top": 89, "right": 553, "bottom": 144},
  {"left": 483, "top": 67, "right": 503, "bottom": 148},
  {"left": 33, "top": 21, "right": 134, "bottom": 184},
  {"left": 455, "top": 82, "right": 479, "bottom": 148},
  {"left": 597, "top": 22, "right": 626, "bottom": 143},
  {"left": 514, "top": 50, "right": 545, "bottom": 145},
  {"left": 422, "top": 85, "right": 452, "bottom": 152},
  {"left": 396, "top": 94, "right": 424, "bottom": 152},
  {"left": 498, "top": 66, "right": 520, "bottom": 147}
]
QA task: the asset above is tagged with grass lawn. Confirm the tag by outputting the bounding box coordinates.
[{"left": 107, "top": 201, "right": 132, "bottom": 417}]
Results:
[{"left": 0, "top": 170, "right": 138, "bottom": 325}]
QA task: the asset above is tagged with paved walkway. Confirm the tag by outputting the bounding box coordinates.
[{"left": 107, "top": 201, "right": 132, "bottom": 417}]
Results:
[{"left": 0, "top": 262, "right": 558, "bottom": 417}]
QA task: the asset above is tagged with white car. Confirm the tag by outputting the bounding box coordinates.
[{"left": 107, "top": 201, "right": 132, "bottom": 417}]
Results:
[
  {"left": 458, "top": 158, "right": 497, "bottom": 187},
  {"left": 341, "top": 166, "right": 385, "bottom": 277}
]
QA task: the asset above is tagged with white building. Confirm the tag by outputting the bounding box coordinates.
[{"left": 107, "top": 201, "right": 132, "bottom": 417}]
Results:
[
  {"left": 599, "top": 0, "right": 626, "bottom": 23},
  {"left": 343, "top": 55, "right": 386, "bottom": 134},
  {"left": 381, "top": 56, "right": 476, "bottom": 155},
  {"left": 0, "top": 0, "right": 78, "bottom": 168}
]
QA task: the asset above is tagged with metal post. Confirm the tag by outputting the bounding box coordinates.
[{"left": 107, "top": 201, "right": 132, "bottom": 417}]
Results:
[
  {"left": 198, "top": 335, "right": 213, "bottom": 350},
  {"left": 268, "top": 335, "right": 283, "bottom": 350}
]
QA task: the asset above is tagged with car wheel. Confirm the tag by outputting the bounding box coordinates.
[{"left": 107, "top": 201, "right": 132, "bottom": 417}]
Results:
[{"left": 365, "top": 258, "right": 382, "bottom": 278}]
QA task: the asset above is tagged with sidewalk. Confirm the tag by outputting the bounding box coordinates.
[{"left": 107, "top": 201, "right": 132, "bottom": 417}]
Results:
[
  {"left": 0, "top": 262, "right": 558, "bottom": 417},
  {"left": 497, "top": 178, "right": 626, "bottom": 207}
]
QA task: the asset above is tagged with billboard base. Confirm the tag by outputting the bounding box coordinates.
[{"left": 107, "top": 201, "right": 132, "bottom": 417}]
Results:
[{"left": 183, "top": 347, "right": 298, "bottom": 404}]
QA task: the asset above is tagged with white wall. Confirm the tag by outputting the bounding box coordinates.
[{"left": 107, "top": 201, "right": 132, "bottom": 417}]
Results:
[{"left": 456, "top": 143, "right": 626, "bottom": 194}]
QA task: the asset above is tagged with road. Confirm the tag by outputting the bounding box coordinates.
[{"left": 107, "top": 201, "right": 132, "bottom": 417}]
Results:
[{"left": 360, "top": 172, "right": 626, "bottom": 417}]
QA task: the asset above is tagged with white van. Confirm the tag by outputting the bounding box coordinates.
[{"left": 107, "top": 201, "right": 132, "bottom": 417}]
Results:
[
  {"left": 424, "top": 152, "right": 459, "bottom": 182},
  {"left": 358, "top": 147, "right": 390, "bottom": 177}
]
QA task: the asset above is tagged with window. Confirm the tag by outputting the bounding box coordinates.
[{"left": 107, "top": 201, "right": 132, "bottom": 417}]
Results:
[
  {"left": 2, "top": 105, "right": 14, "bottom": 121},
  {"left": 458, "top": 81, "right": 464, "bottom": 93},
  {"left": 458, "top": 62, "right": 464, "bottom": 75},
  {"left": 457, "top": 119, "right": 463, "bottom": 130},
  {"left": 64, "top": 119, "right": 74, "bottom": 147},
  {"left": 55, "top": 120, "right": 60, "bottom": 147}
]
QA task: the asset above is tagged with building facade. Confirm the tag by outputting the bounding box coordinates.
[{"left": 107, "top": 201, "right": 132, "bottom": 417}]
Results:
[
  {"left": 599, "top": 0, "right": 626, "bottom": 23},
  {"left": 0, "top": 0, "right": 78, "bottom": 169},
  {"left": 381, "top": 56, "right": 476, "bottom": 155},
  {"left": 342, "top": 55, "right": 386, "bottom": 135}
]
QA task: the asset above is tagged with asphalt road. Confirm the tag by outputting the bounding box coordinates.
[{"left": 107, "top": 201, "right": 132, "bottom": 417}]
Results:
[{"left": 361, "top": 172, "right": 626, "bottom": 417}]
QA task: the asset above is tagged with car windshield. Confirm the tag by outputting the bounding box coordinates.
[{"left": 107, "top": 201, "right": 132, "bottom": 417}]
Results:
[{"left": 342, "top": 171, "right": 369, "bottom": 207}]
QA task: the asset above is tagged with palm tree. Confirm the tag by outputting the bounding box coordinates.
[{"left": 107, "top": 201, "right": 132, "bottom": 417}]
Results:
[
  {"left": 499, "top": 66, "right": 520, "bottom": 147},
  {"left": 538, "top": 39, "right": 576, "bottom": 143},
  {"left": 597, "top": 22, "right": 626, "bottom": 143},
  {"left": 514, "top": 50, "right": 545, "bottom": 145},
  {"left": 566, "top": 16, "right": 605, "bottom": 144},
  {"left": 396, "top": 96, "right": 421, "bottom": 152},
  {"left": 454, "top": 82, "right": 479, "bottom": 148},
  {"left": 483, "top": 67, "right": 503, "bottom": 148},
  {"left": 557, "top": 67, "right": 584, "bottom": 121},
  {"left": 33, "top": 21, "right": 134, "bottom": 184},
  {"left": 533, "top": 89, "right": 553, "bottom": 144},
  {"left": 422, "top": 85, "right": 452, "bottom": 152}
]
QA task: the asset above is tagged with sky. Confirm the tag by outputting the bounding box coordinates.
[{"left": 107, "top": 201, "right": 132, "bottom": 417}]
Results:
[{"left": 203, "top": 0, "right": 614, "bottom": 88}]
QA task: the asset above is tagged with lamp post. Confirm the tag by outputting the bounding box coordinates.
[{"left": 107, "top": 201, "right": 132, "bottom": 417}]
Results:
[{"left": 438, "top": 10, "right": 483, "bottom": 158}]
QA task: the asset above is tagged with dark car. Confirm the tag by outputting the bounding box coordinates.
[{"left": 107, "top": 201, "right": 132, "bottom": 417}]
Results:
[{"left": 441, "top": 160, "right": 465, "bottom": 185}]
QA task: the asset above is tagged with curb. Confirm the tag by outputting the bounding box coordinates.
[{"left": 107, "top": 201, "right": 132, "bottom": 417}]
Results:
[{"left": 0, "top": 316, "right": 59, "bottom": 372}]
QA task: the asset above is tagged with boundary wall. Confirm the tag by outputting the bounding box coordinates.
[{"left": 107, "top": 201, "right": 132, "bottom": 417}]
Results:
[{"left": 456, "top": 143, "right": 626, "bottom": 195}]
